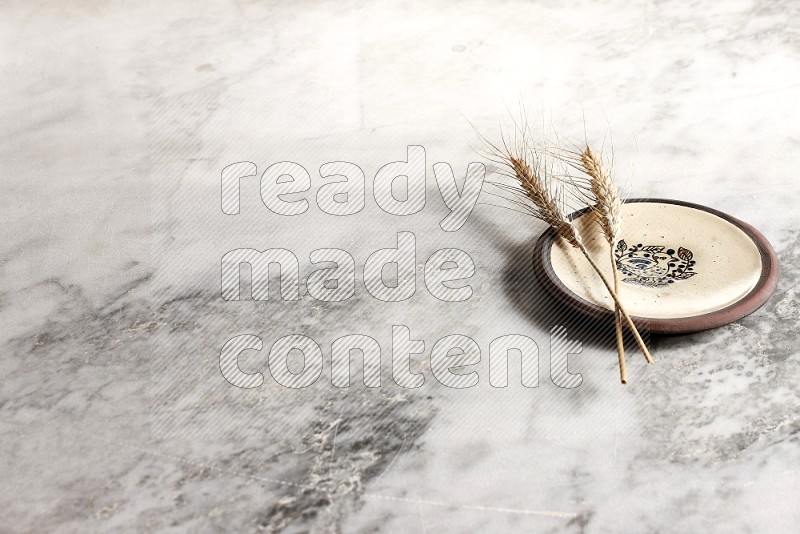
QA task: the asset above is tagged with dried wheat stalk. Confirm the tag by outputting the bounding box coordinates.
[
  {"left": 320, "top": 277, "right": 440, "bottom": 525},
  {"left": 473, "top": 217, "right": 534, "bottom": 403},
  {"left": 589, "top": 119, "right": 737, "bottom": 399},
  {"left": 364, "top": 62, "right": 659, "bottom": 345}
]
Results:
[
  {"left": 553, "top": 145, "right": 647, "bottom": 381},
  {"left": 479, "top": 129, "right": 652, "bottom": 374},
  {"left": 583, "top": 147, "right": 630, "bottom": 380}
]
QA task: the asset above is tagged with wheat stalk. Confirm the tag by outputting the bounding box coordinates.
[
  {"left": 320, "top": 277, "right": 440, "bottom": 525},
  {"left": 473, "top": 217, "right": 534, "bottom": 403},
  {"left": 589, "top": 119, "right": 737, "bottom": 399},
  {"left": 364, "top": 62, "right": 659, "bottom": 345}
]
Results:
[
  {"left": 479, "top": 129, "right": 652, "bottom": 372},
  {"left": 553, "top": 145, "right": 647, "bottom": 381},
  {"left": 579, "top": 147, "right": 632, "bottom": 380},
  {"left": 508, "top": 155, "right": 584, "bottom": 248}
]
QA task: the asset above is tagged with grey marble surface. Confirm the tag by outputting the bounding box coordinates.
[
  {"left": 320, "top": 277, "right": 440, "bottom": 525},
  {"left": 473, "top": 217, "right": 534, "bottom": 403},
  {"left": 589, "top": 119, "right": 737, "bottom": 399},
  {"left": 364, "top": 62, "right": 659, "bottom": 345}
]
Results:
[{"left": 1, "top": 1, "right": 799, "bottom": 532}]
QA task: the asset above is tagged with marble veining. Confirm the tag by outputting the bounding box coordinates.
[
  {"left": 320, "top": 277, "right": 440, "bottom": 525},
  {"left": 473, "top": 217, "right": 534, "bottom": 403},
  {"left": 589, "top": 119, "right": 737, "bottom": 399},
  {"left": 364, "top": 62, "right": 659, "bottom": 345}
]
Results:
[{"left": 1, "top": 1, "right": 799, "bottom": 532}]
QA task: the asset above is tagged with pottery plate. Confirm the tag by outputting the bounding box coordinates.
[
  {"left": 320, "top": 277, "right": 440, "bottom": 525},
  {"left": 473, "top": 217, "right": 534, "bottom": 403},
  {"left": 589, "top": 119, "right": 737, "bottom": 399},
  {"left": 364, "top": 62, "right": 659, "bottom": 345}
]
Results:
[{"left": 532, "top": 199, "right": 779, "bottom": 334}]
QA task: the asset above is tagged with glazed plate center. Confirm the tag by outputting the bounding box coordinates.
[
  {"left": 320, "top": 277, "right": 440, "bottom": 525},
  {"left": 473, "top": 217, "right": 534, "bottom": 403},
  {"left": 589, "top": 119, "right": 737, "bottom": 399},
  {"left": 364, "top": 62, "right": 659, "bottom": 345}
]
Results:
[{"left": 549, "top": 202, "right": 763, "bottom": 319}]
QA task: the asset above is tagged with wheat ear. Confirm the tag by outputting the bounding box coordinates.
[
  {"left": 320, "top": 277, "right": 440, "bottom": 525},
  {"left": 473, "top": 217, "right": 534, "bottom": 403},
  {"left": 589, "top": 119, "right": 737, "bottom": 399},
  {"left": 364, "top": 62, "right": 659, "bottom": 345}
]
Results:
[
  {"left": 549, "top": 142, "right": 654, "bottom": 373},
  {"left": 577, "top": 146, "right": 633, "bottom": 378},
  {"left": 484, "top": 137, "right": 651, "bottom": 367},
  {"left": 578, "top": 147, "right": 634, "bottom": 378}
]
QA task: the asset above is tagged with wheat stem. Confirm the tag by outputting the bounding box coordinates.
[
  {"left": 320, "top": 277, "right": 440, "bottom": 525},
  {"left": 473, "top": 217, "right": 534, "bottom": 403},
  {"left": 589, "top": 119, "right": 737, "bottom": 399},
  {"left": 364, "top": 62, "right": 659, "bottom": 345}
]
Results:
[
  {"left": 479, "top": 127, "right": 653, "bottom": 375},
  {"left": 564, "top": 144, "right": 636, "bottom": 375},
  {"left": 611, "top": 246, "right": 627, "bottom": 383},
  {"left": 580, "top": 250, "right": 653, "bottom": 364}
]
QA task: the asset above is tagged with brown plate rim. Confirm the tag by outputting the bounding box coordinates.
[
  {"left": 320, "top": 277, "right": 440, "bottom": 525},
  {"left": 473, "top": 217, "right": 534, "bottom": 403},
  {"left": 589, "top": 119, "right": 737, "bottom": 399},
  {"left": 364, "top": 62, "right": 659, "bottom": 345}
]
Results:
[{"left": 532, "top": 198, "right": 780, "bottom": 335}]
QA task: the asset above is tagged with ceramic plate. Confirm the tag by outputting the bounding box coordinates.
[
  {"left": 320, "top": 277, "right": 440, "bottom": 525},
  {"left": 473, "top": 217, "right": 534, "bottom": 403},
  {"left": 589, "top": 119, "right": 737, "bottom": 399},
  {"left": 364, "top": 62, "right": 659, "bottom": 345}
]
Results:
[{"left": 532, "top": 199, "right": 779, "bottom": 334}]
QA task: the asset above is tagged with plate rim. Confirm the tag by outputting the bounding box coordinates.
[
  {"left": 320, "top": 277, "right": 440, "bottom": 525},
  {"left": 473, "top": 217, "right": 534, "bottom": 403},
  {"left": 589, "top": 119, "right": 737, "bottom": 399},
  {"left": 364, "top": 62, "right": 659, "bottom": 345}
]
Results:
[{"left": 531, "top": 198, "right": 780, "bottom": 335}]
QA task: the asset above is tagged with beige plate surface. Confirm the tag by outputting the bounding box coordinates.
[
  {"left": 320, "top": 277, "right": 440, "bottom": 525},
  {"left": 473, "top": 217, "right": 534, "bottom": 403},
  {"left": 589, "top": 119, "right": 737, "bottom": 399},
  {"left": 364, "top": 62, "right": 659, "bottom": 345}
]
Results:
[{"left": 534, "top": 199, "right": 779, "bottom": 334}]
